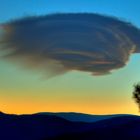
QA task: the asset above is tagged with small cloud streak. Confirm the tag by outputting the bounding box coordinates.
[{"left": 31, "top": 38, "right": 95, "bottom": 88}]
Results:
[{"left": 0, "top": 13, "right": 140, "bottom": 77}]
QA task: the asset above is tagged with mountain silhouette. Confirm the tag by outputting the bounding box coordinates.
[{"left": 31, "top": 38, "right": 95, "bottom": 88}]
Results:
[
  {"left": 37, "top": 112, "right": 134, "bottom": 122},
  {"left": 0, "top": 111, "right": 140, "bottom": 140}
]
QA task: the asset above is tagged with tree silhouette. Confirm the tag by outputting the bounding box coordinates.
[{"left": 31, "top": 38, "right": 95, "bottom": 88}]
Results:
[{"left": 133, "top": 83, "right": 140, "bottom": 112}]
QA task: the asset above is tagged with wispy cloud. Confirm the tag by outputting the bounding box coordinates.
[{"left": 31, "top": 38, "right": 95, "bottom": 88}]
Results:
[{"left": 0, "top": 13, "right": 140, "bottom": 77}]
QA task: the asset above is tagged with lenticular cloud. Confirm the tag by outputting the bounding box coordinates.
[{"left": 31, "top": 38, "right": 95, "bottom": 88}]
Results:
[{"left": 0, "top": 13, "right": 140, "bottom": 76}]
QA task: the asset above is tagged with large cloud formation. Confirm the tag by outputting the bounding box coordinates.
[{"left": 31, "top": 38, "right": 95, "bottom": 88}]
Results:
[{"left": 0, "top": 13, "right": 140, "bottom": 76}]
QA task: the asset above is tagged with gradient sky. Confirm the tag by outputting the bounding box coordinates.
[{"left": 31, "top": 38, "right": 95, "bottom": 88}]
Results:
[{"left": 0, "top": 0, "right": 140, "bottom": 115}]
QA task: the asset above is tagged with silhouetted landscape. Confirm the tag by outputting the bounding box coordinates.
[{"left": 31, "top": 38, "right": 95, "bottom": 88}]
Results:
[
  {"left": 1, "top": 1, "right": 140, "bottom": 140},
  {"left": 0, "top": 111, "right": 140, "bottom": 140}
]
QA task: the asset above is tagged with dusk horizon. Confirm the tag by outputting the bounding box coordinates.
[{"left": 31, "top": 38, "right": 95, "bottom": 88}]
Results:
[{"left": 0, "top": 1, "right": 140, "bottom": 139}]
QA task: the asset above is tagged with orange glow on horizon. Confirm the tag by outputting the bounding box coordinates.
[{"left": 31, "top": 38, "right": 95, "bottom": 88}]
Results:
[{"left": 0, "top": 97, "right": 139, "bottom": 115}]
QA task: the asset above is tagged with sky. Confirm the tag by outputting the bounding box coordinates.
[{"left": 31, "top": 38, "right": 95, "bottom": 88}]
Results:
[{"left": 0, "top": 0, "right": 140, "bottom": 115}]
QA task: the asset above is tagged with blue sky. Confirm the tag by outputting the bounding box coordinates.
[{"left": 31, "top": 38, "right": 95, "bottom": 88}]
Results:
[
  {"left": 0, "top": 0, "right": 140, "bottom": 27},
  {"left": 0, "top": 0, "right": 140, "bottom": 114}
]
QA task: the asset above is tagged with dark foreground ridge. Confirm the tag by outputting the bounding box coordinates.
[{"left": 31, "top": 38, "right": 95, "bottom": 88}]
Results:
[{"left": 0, "top": 111, "right": 140, "bottom": 140}]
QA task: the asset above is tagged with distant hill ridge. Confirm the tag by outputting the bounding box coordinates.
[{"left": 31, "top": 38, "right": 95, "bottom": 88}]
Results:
[
  {"left": 36, "top": 112, "right": 136, "bottom": 122},
  {"left": 0, "top": 111, "right": 140, "bottom": 140}
]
